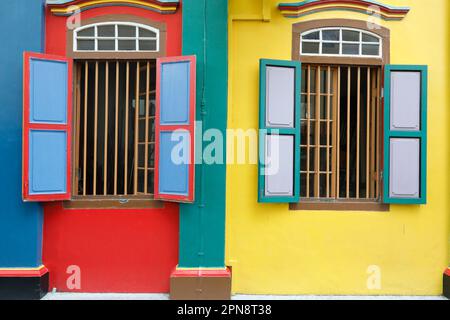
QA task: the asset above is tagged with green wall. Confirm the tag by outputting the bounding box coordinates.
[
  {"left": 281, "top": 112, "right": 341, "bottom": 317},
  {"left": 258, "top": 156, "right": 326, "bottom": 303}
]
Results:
[{"left": 179, "top": 0, "right": 228, "bottom": 268}]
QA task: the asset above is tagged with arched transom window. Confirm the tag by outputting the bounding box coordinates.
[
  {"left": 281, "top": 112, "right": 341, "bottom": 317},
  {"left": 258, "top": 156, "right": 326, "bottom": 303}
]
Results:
[
  {"left": 301, "top": 27, "right": 381, "bottom": 58},
  {"left": 74, "top": 22, "right": 160, "bottom": 52}
]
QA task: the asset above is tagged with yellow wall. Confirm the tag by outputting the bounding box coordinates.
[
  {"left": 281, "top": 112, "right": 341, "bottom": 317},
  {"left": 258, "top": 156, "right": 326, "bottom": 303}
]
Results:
[{"left": 226, "top": 0, "right": 450, "bottom": 295}]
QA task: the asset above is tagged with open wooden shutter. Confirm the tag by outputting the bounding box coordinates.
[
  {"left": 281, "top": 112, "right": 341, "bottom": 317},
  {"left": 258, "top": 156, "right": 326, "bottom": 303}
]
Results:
[
  {"left": 155, "top": 56, "right": 196, "bottom": 203},
  {"left": 22, "top": 52, "right": 72, "bottom": 202},
  {"left": 258, "top": 59, "right": 301, "bottom": 203},
  {"left": 383, "top": 65, "right": 427, "bottom": 204}
]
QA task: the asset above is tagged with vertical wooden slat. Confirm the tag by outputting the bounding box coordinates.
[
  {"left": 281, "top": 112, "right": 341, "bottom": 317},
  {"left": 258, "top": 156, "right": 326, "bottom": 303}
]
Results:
[
  {"left": 306, "top": 65, "right": 311, "bottom": 197},
  {"left": 144, "top": 61, "right": 150, "bottom": 194},
  {"left": 356, "top": 67, "right": 360, "bottom": 199},
  {"left": 326, "top": 66, "right": 331, "bottom": 198},
  {"left": 134, "top": 62, "right": 140, "bottom": 195},
  {"left": 114, "top": 61, "right": 119, "bottom": 196},
  {"left": 83, "top": 61, "right": 89, "bottom": 196},
  {"left": 124, "top": 62, "right": 130, "bottom": 195},
  {"left": 74, "top": 64, "right": 81, "bottom": 196},
  {"left": 93, "top": 61, "right": 99, "bottom": 196},
  {"left": 331, "top": 67, "right": 338, "bottom": 198},
  {"left": 376, "top": 68, "right": 381, "bottom": 199},
  {"left": 103, "top": 62, "right": 109, "bottom": 195},
  {"left": 315, "top": 66, "right": 321, "bottom": 198},
  {"left": 370, "top": 68, "right": 376, "bottom": 198},
  {"left": 346, "top": 67, "right": 351, "bottom": 199},
  {"left": 366, "top": 67, "right": 371, "bottom": 199},
  {"left": 336, "top": 66, "right": 341, "bottom": 199}
]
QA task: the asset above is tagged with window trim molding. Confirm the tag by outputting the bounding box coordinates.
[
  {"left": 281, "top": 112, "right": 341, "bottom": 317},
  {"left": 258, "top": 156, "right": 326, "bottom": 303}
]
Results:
[
  {"left": 67, "top": 14, "right": 167, "bottom": 60},
  {"left": 293, "top": 19, "right": 390, "bottom": 66}
]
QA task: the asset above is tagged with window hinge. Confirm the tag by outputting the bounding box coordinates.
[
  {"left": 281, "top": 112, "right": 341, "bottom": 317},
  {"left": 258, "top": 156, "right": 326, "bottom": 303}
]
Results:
[{"left": 381, "top": 89, "right": 384, "bottom": 99}]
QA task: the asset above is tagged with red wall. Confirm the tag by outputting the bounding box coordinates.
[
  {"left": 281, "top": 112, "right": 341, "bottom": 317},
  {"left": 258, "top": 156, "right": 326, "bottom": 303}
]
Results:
[{"left": 42, "top": 5, "right": 182, "bottom": 293}]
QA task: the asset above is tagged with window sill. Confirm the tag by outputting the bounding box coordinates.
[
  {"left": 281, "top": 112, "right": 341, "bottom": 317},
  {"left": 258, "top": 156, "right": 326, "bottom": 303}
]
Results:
[
  {"left": 289, "top": 201, "right": 389, "bottom": 212},
  {"left": 63, "top": 197, "right": 164, "bottom": 210}
]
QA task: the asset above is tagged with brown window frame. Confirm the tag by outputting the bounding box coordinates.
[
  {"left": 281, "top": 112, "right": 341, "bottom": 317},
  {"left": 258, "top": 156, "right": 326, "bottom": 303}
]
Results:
[
  {"left": 67, "top": 15, "right": 167, "bottom": 209},
  {"left": 290, "top": 19, "right": 390, "bottom": 212}
]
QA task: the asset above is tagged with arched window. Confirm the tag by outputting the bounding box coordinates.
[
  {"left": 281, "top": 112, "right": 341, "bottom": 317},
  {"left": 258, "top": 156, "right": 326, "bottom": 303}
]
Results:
[
  {"left": 300, "top": 27, "right": 381, "bottom": 57},
  {"left": 74, "top": 22, "right": 160, "bottom": 52}
]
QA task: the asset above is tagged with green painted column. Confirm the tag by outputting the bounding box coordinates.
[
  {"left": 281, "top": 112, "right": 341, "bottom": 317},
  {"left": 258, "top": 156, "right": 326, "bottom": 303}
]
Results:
[{"left": 179, "top": 0, "right": 228, "bottom": 268}]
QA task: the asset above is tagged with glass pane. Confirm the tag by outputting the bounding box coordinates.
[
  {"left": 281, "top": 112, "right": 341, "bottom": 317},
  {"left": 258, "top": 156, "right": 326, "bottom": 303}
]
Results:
[
  {"left": 362, "top": 44, "right": 379, "bottom": 56},
  {"left": 300, "top": 173, "right": 307, "bottom": 197},
  {"left": 309, "top": 68, "right": 316, "bottom": 93},
  {"left": 139, "top": 119, "right": 146, "bottom": 141},
  {"left": 300, "top": 147, "right": 307, "bottom": 171},
  {"left": 139, "top": 40, "right": 157, "bottom": 51},
  {"left": 309, "top": 122, "right": 316, "bottom": 145},
  {"left": 320, "top": 95, "right": 327, "bottom": 120},
  {"left": 98, "top": 25, "right": 115, "bottom": 37},
  {"left": 362, "top": 33, "right": 379, "bottom": 43},
  {"left": 77, "top": 27, "right": 94, "bottom": 37},
  {"left": 342, "top": 43, "right": 360, "bottom": 55},
  {"left": 320, "top": 68, "right": 327, "bottom": 94},
  {"left": 138, "top": 145, "right": 146, "bottom": 167},
  {"left": 342, "top": 30, "right": 360, "bottom": 42},
  {"left": 302, "top": 31, "right": 320, "bottom": 40},
  {"left": 98, "top": 39, "right": 115, "bottom": 51},
  {"left": 139, "top": 28, "right": 157, "bottom": 38},
  {"left": 301, "top": 68, "right": 307, "bottom": 93},
  {"left": 302, "top": 41, "right": 319, "bottom": 54},
  {"left": 322, "top": 42, "right": 339, "bottom": 54},
  {"left": 118, "top": 40, "right": 136, "bottom": 51},
  {"left": 309, "top": 95, "right": 316, "bottom": 119},
  {"left": 319, "top": 174, "right": 327, "bottom": 198},
  {"left": 77, "top": 39, "right": 95, "bottom": 50},
  {"left": 309, "top": 148, "right": 315, "bottom": 171},
  {"left": 301, "top": 95, "right": 307, "bottom": 119},
  {"left": 309, "top": 173, "right": 315, "bottom": 198},
  {"left": 118, "top": 25, "right": 136, "bottom": 37},
  {"left": 322, "top": 29, "right": 339, "bottom": 41}
]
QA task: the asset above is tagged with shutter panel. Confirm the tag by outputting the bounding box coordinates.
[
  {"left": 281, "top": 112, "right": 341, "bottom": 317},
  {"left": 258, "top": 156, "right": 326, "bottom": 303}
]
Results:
[
  {"left": 258, "top": 59, "right": 301, "bottom": 203},
  {"left": 23, "top": 52, "right": 72, "bottom": 202},
  {"left": 383, "top": 65, "right": 427, "bottom": 204},
  {"left": 155, "top": 56, "right": 196, "bottom": 203}
]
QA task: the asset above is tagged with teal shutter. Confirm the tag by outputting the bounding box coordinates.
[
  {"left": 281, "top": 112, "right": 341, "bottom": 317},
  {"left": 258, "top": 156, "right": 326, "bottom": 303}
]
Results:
[
  {"left": 258, "top": 59, "right": 301, "bottom": 203},
  {"left": 383, "top": 65, "right": 427, "bottom": 204}
]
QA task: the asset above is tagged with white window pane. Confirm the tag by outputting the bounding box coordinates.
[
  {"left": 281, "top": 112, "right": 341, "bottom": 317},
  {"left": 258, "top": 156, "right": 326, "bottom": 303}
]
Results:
[
  {"left": 139, "top": 40, "right": 157, "bottom": 51},
  {"left": 302, "top": 31, "right": 320, "bottom": 40},
  {"left": 98, "top": 39, "right": 115, "bottom": 51},
  {"left": 139, "top": 28, "right": 157, "bottom": 38},
  {"left": 342, "top": 30, "right": 359, "bottom": 42},
  {"left": 77, "top": 39, "right": 95, "bottom": 50},
  {"left": 362, "top": 33, "right": 379, "bottom": 43},
  {"left": 77, "top": 27, "right": 94, "bottom": 37},
  {"left": 118, "top": 25, "right": 136, "bottom": 37},
  {"left": 322, "top": 29, "right": 340, "bottom": 41},
  {"left": 362, "top": 44, "right": 379, "bottom": 56},
  {"left": 342, "top": 43, "right": 360, "bottom": 55},
  {"left": 118, "top": 40, "right": 136, "bottom": 50},
  {"left": 322, "top": 42, "right": 339, "bottom": 54},
  {"left": 302, "top": 42, "right": 319, "bottom": 54},
  {"left": 97, "top": 25, "right": 115, "bottom": 37}
]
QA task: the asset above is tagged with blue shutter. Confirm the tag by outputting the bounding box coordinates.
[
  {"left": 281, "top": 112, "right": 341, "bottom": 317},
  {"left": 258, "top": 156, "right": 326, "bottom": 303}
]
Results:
[
  {"left": 23, "top": 52, "right": 72, "bottom": 202},
  {"left": 155, "top": 56, "right": 196, "bottom": 203},
  {"left": 258, "top": 59, "right": 301, "bottom": 203}
]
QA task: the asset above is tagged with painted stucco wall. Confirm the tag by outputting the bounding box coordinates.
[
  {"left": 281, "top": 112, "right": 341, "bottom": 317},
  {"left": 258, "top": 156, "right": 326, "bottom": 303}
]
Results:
[
  {"left": 0, "top": 0, "right": 45, "bottom": 268},
  {"left": 226, "top": 0, "right": 450, "bottom": 295}
]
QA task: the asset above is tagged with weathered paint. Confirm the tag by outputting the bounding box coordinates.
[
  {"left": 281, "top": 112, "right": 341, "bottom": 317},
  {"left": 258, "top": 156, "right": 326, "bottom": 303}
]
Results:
[
  {"left": 226, "top": 0, "right": 449, "bottom": 295},
  {"left": 0, "top": 0, "right": 46, "bottom": 268},
  {"left": 178, "top": 0, "right": 228, "bottom": 268},
  {"left": 42, "top": 4, "right": 182, "bottom": 292}
]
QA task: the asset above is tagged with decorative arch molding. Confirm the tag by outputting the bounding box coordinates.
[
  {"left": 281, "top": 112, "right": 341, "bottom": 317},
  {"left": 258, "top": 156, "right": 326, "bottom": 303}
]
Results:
[
  {"left": 46, "top": 0, "right": 180, "bottom": 16},
  {"left": 279, "top": 0, "right": 410, "bottom": 21}
]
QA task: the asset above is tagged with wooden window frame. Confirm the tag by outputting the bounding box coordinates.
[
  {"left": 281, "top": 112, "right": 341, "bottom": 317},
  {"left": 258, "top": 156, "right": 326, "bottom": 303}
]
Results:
[
  {"left": 67, "top": 14, "right": 167, "bottom": 60},
  {"left": 291, "top": 19, "right": 390, "bottom": 212}
]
